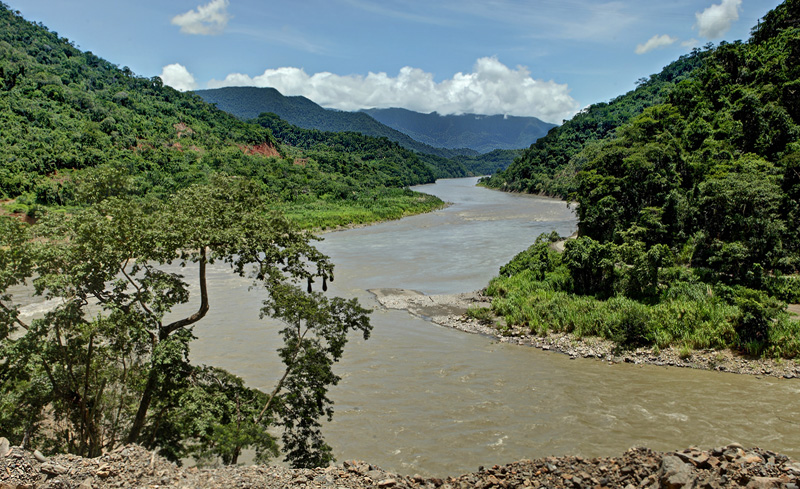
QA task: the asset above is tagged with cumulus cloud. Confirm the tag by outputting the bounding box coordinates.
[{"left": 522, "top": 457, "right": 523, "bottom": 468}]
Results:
[
  {"left": 635, "top": 34, "right": 679, "bottom": 54},
  {"left": 695, "top": 0, "right": 741, "bottom": 39},
  {"left": 171, "top": 0, "right": 231, "bottom": 35},
  {"left": 207, "top": 57, "right": 579, "bottom": 123},
  {"left": 160, "top": 64, "right": 198, "bottom": 91}
]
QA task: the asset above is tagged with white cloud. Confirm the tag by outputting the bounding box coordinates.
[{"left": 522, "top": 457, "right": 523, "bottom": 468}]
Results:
[
  {"left": 635, "top": 34, "right": 678, "bottom": 54},
  {"left": 694, "top": 0, "right": 741, "bottom": 39},
  {"left": 207, "top": 57, "right": 579, "bottom": 123},
  {"left": 160, "top": 64, "right": 198, "bottom": 91},
  {"left": 171, "top": 0, "right": 231, "bottom": 36}
]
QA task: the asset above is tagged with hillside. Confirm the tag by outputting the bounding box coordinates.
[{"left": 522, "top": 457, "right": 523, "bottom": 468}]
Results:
[
  {"left": 254, "top": 113, "right": 469, "bottom": 182},
  {"left": 194, "top": 87, "right": 478, "bottom": 158},
  {"left": 362, "top": 107, "right": 555, "bottom": 154},
  {"left": 481, "top": 48, "right": 710, "bottom": 197},
  {"left": 483, "top": 0, "right": 800, "bottom": 359},
  {"left": 0, "top": 3, "right": 458, "bottom": 229}
]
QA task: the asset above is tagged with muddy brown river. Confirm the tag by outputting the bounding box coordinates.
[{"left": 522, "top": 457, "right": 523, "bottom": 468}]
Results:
[
  {"left": 18, "top": 177, "right": 794, "bottom": 476},
  {"left": 184, "top": 177, "right": 800, "bottom": 476}
]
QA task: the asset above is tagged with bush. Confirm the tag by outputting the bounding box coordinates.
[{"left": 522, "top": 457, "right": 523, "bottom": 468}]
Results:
[{"left": 605, "top": 297, "right": 653, "bottom": 348}]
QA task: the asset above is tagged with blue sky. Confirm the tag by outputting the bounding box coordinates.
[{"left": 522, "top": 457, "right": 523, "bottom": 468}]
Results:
[{"left": 6, "top": 0, "right": 783, "bottom": 123}]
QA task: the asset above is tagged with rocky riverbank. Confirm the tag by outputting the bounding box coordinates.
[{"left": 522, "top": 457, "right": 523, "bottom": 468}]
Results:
[
  {"left": 369, "top": 289, "right": 800, "bottom": 379},
  {"left": 1, "top": 440, "right": 798, "bottom": 489}
]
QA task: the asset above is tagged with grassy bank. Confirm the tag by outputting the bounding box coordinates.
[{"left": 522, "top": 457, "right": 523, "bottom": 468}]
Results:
[
  {"left": 275, "top": 188, "right": 445, "bottom": 231},
  {"left": 483, "top": 232, "right": 800, "bottom": 359}
]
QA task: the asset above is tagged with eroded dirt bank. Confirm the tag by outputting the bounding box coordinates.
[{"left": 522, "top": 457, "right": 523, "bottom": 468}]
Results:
[
  {"left": 370, "top": 289, "right": 800, "bottom": 379},
  {"left": 2, "top": 440, "right": 799, "bottom": 489}
]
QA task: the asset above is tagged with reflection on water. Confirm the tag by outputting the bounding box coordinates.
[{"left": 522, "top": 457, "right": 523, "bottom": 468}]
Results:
[{"left": 186, "top": 177, "right": 800, "bottom": 477}]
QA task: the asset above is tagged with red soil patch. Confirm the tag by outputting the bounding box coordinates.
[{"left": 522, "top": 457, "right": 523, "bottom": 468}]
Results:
[{"left": 238, "top": 142, "right": 280, "bottom": 157}]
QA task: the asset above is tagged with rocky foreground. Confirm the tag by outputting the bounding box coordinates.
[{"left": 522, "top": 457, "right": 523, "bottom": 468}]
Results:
[
  {"left": 369, "top": 289, "right": 800, "bottom": 379},
  {"left": 2, "top": 440, "right": 799, "bottom": 489}
]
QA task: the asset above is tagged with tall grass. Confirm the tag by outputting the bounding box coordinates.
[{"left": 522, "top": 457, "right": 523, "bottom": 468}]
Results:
[{"left": 486, "top": 242, "right": 800, "bottom": 357}]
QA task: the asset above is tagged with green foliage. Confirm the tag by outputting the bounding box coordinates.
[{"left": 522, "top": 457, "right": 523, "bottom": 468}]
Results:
[
  {"left": 254, "top": 112, "right": 467, "bottom": 185},
  {"left": 498, "top": 231, "right": 562, "bottom": 279},
  {"left": 0, "top": 177, "right": 373, "bottom": 466},
  {"left": 483, "top": 1, "right": 800, "bottom": 359},
  {"left": 562, "top": 237, "right": 617, "bottom": 298},
  {"left": 481, "top": 48, "right": 709, "bottom": 197},
  {"left": 458, "top": 149, "right": 524, "bottom": 177},
  {"left": 264, "top": 284, "right": 371, "bottom": 468}
]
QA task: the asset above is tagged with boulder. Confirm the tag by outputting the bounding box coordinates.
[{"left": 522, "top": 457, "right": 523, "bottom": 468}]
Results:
[{"left": 659, "top": 456, "right": 694, "bottom": 489}]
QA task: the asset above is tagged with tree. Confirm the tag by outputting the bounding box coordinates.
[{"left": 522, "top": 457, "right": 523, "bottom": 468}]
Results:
[{"left": 0, "top": 175, "right": 372, "bottom": 466}]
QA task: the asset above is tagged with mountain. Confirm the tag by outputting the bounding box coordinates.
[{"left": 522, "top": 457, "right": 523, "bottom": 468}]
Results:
[
  {"left": 361, "top": 108, "right": 556, "bottom": 154},
  {"left": 194, "top": 87, "right": 478, "bottom": 158}
]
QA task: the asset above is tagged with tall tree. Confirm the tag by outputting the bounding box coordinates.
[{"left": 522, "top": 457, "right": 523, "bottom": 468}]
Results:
[{"left": 0, "top": 176, "right": 371, "bottom": 466}]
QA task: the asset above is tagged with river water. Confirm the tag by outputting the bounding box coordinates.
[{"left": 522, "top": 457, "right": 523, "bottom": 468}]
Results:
[{"left": 185, "top": 177, "right": 800, "bottom": 476}]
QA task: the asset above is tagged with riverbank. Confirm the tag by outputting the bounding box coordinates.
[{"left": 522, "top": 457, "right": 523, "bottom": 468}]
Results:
[
  {"left": 370, "top": 289, "right": 800, "bottom": 379},
  {"left": 2, "top": 440, "right": 798, "bottom": 488}
]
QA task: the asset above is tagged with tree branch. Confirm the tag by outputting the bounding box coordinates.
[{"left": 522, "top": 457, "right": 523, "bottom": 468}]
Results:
[
  {"left": 0, "top": 301, "right": 28, "bottom": 330},
  {"left": 119, "top": 256, "right": 155, "bottom": 319},
  {"left": 161, "top": 246, "right": 209, "bottom": 338}
]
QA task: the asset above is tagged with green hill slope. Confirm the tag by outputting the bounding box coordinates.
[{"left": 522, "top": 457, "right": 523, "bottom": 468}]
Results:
[
  {"left": 0, "top": 4, "right": 451, "bottom": 229},
  {"left": 481, "top": 48, "right": 710, "bottom": 197}
]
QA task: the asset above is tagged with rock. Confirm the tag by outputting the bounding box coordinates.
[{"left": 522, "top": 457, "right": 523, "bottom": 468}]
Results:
[
  {"left": 33, "top": 450, "right": 48, "bottom": 463},
  {"left": 675, "top": 450, "right": 710, "bottom": 467},
  {"left": 742, "top": 452, "right": 764, "bottom": 464},
  {"left": 77, "top": 477, "right": 94, "bottom": 489},
  {"left": 659, "top": 456, "right": 694, "bottom": 489},
  {"left": 378, "top": 478, "right": 398, "bottom": 487},
  {"left": 784, "top": 462, "right": 800, "bottom": 475},
  {"left": 39, "top": 462, "right": 67, "bottom": 475},
  {"left": 0, "top": 437, "right": 9, "bottom": 456},
  {"left": 745, "top": 477, "right": 783, "bottom": 489}
]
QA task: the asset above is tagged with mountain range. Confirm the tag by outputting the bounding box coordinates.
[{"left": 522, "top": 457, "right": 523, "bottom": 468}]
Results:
[
  {"left": 194, "top": 87, "right": 553, "bottom": 155},
  {"left": 362, "top": 108, "right": 555, "bottom": 154}
]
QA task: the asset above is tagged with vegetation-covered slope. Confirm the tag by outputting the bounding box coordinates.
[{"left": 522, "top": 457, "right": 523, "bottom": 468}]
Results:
[
  {"left": 195, "top": 86, "right": 478, "bottom": 158},
  {"left": 362, "top": 107, "right": 555, "bottom": 154},
  {"left": 481, "top": 48, "right": 710, "bottom": 197},
  {"left": 486, "top": 0, "right": 800, "bottom": 358},
  {"left": 254, "top": 112, "right": 469, "bottom": 183}
]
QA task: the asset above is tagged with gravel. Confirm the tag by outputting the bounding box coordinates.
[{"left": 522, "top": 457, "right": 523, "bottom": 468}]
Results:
[{"left": 2, "top": 441, "right": 798, "bottom": 488}]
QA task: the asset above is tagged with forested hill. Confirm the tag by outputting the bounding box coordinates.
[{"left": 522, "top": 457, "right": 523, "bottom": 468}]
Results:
[
  {"left": 195, "top": 86, "right": 478, "bottom": 158},
  {"left": 481, "top": 47, "right": 710, "bottom": 197},
  {"left": 486, "top": 0, "right": 800, "bottom": 359},
  {"left": 0, "top": 3, "right": 460, "bottom": 226},
  {"left": 362, "top": 107, "right": 555, "bottom": 154}
]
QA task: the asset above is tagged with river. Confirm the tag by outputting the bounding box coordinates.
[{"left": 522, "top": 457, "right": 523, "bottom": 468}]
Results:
[{"left": 185, "top": 177, "right": 800, "bottom": 476}]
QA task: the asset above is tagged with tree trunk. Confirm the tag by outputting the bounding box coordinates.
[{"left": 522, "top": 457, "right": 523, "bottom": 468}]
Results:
[{"left": 126, "top": 247, "right": 209, "bottom": 444}]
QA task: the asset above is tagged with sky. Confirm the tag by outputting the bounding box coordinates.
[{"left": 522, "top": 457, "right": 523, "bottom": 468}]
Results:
[{"left": 6, "top": 0, "right": 784, "bottom": 124}]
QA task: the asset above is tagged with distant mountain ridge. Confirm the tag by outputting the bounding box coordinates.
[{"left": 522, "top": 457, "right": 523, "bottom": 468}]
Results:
[
  {"left": 362, "top": 108, "right": 556, "bottom": 154},
  {"left": 194, "top": 87, "right": 477, "bottom": 158}
]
